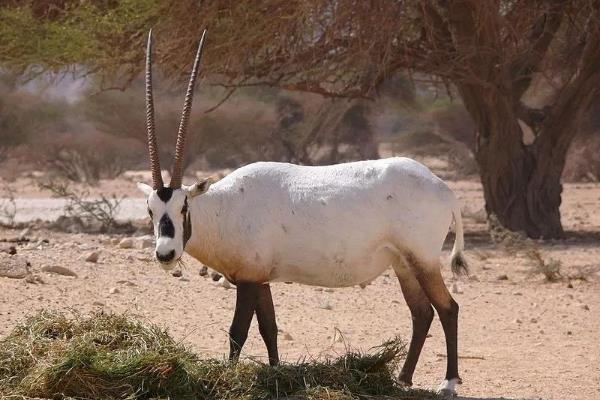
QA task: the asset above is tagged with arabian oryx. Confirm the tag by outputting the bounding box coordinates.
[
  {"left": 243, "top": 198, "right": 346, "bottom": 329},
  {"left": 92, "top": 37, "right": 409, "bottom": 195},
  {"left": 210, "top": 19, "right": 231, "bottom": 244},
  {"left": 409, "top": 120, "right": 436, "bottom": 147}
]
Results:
[{"left": 137, "top": 30, "right": 469, "bottom": 397}]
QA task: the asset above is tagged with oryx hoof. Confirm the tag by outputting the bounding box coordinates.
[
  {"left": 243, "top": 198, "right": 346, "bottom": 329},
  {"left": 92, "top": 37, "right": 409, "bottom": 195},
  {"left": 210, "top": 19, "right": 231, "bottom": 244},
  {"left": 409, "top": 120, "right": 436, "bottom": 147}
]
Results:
[{"left": 436, "top": 378, "right": 461, "bottom": 398}]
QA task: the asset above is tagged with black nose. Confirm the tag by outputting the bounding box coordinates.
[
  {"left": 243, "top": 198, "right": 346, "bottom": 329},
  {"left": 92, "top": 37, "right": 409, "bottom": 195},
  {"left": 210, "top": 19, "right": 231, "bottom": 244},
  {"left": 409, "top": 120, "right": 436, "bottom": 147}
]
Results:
[{"left": 156, "top": 250, "right": 175, "bottom": 263}]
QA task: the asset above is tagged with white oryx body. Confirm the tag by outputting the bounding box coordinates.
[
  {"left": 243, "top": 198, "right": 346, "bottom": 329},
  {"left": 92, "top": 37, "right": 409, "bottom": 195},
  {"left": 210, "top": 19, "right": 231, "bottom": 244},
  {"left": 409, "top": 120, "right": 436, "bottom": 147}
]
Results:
[{"left": 184, "top": 157, "right": 461, "bottom": 286}]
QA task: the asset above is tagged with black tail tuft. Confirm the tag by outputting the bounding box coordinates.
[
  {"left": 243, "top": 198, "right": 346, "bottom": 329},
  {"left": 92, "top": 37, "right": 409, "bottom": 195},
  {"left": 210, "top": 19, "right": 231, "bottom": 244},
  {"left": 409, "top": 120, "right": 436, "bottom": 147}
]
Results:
[{"left": 451, "top": 251, "right": 469, "bottom": 276}]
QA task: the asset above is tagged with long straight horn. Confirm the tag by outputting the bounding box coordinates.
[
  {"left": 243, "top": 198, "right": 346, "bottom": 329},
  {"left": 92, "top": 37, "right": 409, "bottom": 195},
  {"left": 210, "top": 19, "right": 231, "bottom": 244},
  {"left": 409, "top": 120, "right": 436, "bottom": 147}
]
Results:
[
  {"left": 145, "top": 29, "right": 163, "bottom": 189},
  {"left": 170, "top": 29, "right": 207, "bottom": 188}
]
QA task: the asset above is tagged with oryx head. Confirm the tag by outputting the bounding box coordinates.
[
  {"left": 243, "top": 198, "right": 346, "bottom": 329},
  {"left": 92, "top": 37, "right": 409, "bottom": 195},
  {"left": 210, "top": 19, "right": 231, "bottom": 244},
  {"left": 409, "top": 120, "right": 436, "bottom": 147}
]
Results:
[{"left": 137, "top": 29, "right": 211, "bottom": 269}]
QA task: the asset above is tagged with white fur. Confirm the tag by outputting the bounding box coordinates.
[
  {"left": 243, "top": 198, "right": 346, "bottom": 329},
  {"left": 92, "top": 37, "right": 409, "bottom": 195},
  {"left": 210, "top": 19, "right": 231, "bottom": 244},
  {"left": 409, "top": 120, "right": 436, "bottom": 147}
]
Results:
[
  {"left": 141, "top": 157, "right": 464, "bottom": 285},
  {"left": 437, "top": 378, "right": 460, "bottom": 397}
]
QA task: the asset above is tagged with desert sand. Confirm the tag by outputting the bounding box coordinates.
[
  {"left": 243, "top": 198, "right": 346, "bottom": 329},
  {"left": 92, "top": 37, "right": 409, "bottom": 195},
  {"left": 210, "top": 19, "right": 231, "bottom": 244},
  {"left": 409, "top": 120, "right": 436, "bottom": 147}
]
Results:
[{"left": 1, "top": 179, "right": 599, "bottom": 400}]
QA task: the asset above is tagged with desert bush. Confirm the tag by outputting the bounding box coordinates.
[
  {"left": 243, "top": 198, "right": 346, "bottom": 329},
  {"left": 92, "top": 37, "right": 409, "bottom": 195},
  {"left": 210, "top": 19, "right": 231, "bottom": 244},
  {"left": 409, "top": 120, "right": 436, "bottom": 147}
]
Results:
[
  {"left": 0, "top": 183, "right": 17, "bottom": 227},
  {"left": 526, "top": 248, "right": 563, "bottom": 282},
  {"left": 38, "top": 132, "right": 142, "bottom": 183},
  {"left": 0, "top": 310, "right": 434, "bottom": 400},
  {"left": 488, "top": 213, "right": 530, "bottom": 250},
  {"left": 489, "top": 214, "right": 564, "bottom": 282},
  {"left": 37, "top": 179, "right": 124, "bottom": 232}
]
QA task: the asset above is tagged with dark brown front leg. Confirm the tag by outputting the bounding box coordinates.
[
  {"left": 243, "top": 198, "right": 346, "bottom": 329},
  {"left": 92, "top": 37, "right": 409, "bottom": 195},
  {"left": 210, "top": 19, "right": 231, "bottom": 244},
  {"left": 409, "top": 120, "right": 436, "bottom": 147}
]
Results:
[
  {"left": 256, "top": 284, "right": 279, "bottom": 365},
  {"left": 229, "top": 282, "right": 260, "bottom": 362}
]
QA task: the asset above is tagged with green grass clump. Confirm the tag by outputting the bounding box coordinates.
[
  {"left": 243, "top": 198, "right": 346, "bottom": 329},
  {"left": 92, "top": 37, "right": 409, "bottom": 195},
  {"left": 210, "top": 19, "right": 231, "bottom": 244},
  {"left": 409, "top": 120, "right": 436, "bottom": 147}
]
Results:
[{"left": 0, "top": 311, "right": 435, "bottom": 400}]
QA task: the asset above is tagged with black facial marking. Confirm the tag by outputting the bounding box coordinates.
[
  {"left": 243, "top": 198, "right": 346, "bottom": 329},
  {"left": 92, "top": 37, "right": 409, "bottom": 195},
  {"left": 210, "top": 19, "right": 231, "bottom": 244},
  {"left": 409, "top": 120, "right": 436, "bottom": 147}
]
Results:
[
  {"left": 182, "top": 197, "right": 188, "bottom": 214},
  {"left": 156, "top": 187, "right": 174, "bottom": 202},
  {"left": 159, "top": 213, "right": 175, "bottom": 238},
  {"left": 183, "top": 206, "right": 192, "bottom": 248}
]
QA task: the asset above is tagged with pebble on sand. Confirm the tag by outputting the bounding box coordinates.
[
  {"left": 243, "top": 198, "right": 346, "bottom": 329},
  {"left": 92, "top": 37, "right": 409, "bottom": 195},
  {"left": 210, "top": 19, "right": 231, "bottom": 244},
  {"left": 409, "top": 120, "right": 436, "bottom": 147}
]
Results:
[
  {"left": 218, "top": 276, "right": 232, "bottom": 289},
  {"left": 137, "top": 237, "right": 154, "bottom": 249},
  {"left": 85, "top": 251, "right": 100, "bottom": 263},
  {"left": 118, "top": 238, "right": 134, "bottom": 249},
  {"left": 0, "top": 254, "right": 30, "bottom": 279},
  {"left": 41, "top": 265, "right": 78, "bottom": 278}
]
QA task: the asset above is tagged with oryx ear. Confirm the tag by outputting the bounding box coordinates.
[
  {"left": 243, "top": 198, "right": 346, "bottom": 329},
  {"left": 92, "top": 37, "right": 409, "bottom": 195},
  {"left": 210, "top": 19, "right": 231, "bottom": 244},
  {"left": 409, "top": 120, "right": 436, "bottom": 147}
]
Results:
[
  {"left": 183, "top": 178, "right": 212, "bottom": 198},
  {"left": 137, "top": 182, "right": 154, "bottom": 196}
]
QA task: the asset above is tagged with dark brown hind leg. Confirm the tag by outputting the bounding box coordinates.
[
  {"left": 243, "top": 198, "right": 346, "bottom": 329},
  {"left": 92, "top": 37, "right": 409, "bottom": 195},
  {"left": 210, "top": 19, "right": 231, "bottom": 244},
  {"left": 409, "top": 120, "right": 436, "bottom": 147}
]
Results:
[
  {"left": 394, "top": 264, "right": 434, "bottom": 386},
  {"left": 410, "top": 258, "right": 461, "bottom": 394},
  {"left": 229, "top": 282, "right": 260, "bottom": 362},
  {"left": 256, "top": 283, "right": 279, "bottom": 366}
]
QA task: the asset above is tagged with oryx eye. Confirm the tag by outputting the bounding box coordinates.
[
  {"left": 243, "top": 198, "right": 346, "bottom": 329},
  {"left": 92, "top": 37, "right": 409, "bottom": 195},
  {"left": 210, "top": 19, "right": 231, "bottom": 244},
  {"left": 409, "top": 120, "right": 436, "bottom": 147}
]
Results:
[
  {"left": 148, "top": 208, "right": 153, "bottom": 218},
  {"left": 181, "top": 203, "right": 188, "bottom": 215}
]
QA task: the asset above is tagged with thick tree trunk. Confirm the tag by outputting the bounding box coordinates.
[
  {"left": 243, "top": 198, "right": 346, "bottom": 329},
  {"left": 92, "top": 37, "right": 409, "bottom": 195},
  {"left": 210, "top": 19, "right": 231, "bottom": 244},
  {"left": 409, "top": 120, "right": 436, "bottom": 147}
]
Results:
[{"left": 459, "top": 89, "right": 570, "bottom": 239}]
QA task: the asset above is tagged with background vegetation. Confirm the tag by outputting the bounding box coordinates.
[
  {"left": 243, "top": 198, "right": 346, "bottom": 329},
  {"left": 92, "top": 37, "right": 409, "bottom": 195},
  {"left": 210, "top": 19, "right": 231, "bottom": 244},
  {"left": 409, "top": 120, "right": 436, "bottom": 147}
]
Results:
[{"left": 1, "top": 0, "right": 600, "bottom": 237}]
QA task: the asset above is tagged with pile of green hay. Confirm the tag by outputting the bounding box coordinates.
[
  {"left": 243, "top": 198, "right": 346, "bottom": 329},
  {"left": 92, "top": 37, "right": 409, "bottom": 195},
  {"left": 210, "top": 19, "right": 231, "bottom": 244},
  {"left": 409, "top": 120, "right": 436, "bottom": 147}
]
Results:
[{"left": 0, "top": 311, "right": 435, "bottom": 399}]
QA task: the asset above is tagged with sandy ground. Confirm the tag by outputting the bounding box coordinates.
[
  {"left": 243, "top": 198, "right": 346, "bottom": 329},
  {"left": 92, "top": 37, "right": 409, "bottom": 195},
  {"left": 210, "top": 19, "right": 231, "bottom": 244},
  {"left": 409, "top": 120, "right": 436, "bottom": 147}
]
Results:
[{"left": 1, "top": 179, "right": 599, "bottom": 400}]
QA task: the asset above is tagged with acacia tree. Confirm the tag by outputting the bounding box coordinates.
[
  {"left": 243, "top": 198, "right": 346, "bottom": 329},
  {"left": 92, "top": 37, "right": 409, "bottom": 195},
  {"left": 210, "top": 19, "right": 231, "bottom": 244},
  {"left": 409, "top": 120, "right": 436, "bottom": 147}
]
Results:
[{"left": 2, "top": 0, "right": 600, "bottom": 238}]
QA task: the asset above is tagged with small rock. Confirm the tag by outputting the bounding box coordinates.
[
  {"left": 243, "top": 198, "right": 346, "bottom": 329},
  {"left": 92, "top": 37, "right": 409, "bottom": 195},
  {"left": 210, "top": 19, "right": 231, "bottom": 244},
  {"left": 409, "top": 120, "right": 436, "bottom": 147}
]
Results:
[
  {"left": 319, "top": 302, "right": 333, "bottom": 310},
  {"left": 581, "top": 304, "right": 590, "bottom": 311},
  {"left": 25, "top": 274, "right": 45, "bottom": 284},
  {"left": 116, "top": 280, "right": 136, "bottom": 286},
  {"left": 110, "top": 238, "right": 120, "bottom": 245},
  {"left": 41, "top": 265, "right": 78, "bottom": 277},
  {"left": 92, "top": 301, "right": 105, "bottom": 307},
  {"left": 530, "top": 318, "right": 538, "bottom": 323},
  {"left": 210, "top": 271, "right": 222, "bottom": 282},
  {"left": 513, "top": 291, "right": 523, "bottom": 296},
  {"left": 468, "top": 274, "right": 480, "bottom": 282},
  {"left": 497, "top": 274, "right": 509, "bottom": 281},
  {"left": 515, "top": 318, "right": 522, "bottom": 324},
  {"left": 218, "top": 276, "right": 232, "bottom": 289},
  {"left": 137, "top": 236, "right": 154, "bottom": 249},
  {"left": 118, "top": 238, "right": 134, "bottom": 249},
  {"left": 199, "top": 265, "right": 208, "bottom": 276},
  {"left": 567, "top": 282, "right": 574, "bottom": 289},
  {"left": 85, "top": 251, "right": 100, "bottom": 263},
  {"left": 282, "top": 332, "right": 293, "bottom": 341},
  {"left": 136, "top": 254, "right": 152, "bottom": 262},
  {"left": 324, "top": 288, "right": 335, "bottom": 293},
  {"left": 452, "top": 282, "right": 463, "bottom": 294},
  {"left": 109, "top": 287, "right": 120, "bottom": 294},
  {"left": 567, "top": 331, "right": 572, "bottom": 335},
  {"left": 171, "top": 269, "right": 182, "bottom": 278},
  {"left": 180, "top": 277, "right": 190, "bottom": 282}
]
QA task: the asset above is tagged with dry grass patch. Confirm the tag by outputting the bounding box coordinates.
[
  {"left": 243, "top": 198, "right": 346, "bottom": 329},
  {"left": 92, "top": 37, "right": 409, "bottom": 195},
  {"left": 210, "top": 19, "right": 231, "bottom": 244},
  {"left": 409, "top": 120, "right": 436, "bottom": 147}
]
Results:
[{"left": 0, "top": 311, "right": 435, "bottom": 400}]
